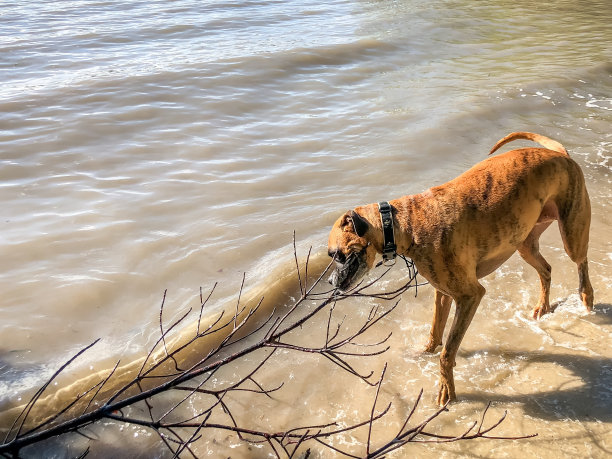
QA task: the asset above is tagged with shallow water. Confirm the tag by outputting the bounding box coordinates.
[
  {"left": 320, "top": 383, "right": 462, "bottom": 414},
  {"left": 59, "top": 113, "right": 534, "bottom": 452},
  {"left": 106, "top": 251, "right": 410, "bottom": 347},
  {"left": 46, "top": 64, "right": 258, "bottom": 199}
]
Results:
[{"left": 1, "top": 0, "right": 611, "bottom": 457}]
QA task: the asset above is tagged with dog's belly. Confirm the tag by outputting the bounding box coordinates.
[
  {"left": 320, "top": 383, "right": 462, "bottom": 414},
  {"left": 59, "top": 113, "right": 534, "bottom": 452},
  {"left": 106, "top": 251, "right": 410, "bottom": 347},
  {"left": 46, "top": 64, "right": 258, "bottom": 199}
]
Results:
[
  {"left": 474, "top": 200, "right": 559, "bottom": 279},
  {"left": 476, "top": 250, "right": 516, "bottom": 278}
]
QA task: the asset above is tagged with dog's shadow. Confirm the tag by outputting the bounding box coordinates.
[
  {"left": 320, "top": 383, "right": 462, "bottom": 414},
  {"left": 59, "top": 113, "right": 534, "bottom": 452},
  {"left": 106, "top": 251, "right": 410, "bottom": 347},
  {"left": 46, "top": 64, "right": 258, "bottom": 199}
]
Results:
[
  {"left": 461, "top": 303, "right": 612, "bottom": 422},
  {"left": 582, "top": 302, "right": 612, "bottom": 326}
]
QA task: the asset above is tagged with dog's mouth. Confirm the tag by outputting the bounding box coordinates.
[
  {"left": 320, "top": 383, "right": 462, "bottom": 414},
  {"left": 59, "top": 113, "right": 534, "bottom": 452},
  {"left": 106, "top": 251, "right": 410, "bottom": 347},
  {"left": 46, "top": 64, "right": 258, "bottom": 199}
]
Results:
[{"left": 328, "top": 249, "right": 368, "bottom": 292}]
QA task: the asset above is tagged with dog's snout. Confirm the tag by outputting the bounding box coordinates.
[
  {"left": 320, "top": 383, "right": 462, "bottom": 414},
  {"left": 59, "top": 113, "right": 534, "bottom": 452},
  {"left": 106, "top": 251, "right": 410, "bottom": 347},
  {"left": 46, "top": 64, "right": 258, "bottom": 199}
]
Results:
[
  {"left": 328, "top": 270, "right": 339, "bottom": 287},
  {"left": 329, "top": 250, "right": 346, "bottom": 265}
]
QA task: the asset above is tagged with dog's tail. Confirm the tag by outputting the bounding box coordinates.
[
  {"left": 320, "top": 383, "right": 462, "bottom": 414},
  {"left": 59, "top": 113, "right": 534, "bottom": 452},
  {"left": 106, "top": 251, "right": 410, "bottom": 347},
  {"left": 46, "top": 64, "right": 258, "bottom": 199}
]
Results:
[{"left": 489, "top": 132, "right": 569, "bottom": 156}]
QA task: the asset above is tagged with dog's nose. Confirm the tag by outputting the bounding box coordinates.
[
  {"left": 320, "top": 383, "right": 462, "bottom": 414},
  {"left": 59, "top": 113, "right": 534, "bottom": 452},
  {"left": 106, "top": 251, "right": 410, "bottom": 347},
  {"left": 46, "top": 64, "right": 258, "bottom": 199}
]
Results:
[{"left": 328, "top": 270, "right": 339, "bottom": 287}]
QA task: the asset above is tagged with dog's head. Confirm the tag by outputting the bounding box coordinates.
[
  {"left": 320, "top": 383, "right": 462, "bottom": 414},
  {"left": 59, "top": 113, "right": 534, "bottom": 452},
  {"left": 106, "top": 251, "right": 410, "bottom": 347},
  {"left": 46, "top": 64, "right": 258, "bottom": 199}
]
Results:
[{"left": 327, "top": 210, "right": 378, "bottom": 291}]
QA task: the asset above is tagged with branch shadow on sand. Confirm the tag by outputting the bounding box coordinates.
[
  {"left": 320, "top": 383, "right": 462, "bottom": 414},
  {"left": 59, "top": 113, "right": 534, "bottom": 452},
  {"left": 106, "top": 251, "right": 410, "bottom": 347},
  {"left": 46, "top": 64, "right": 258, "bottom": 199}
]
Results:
[{"left": 460, "top": 303, "right": 612, "bottom": 423}]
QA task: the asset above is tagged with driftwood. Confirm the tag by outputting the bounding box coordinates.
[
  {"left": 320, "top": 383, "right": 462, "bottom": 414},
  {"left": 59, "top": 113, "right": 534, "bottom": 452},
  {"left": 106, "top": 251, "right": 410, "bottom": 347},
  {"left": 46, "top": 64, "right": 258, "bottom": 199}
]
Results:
[{"left": 0, "top": 234, "right": 535, "bottom": 458}]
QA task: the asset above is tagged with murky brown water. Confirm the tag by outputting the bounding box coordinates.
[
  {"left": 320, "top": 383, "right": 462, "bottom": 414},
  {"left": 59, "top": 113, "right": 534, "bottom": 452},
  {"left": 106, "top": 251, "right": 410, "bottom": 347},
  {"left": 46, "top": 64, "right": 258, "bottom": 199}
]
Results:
[{"left": 1, "top": 0, "right": 611, "bottom": 457}]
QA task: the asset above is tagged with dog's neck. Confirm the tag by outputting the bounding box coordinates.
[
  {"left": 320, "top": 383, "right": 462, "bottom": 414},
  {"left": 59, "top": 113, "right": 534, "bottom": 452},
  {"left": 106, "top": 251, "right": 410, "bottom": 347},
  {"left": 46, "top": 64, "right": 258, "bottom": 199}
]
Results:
[{"left": 354, "top": 200, "right": 415, "bottom": 257}]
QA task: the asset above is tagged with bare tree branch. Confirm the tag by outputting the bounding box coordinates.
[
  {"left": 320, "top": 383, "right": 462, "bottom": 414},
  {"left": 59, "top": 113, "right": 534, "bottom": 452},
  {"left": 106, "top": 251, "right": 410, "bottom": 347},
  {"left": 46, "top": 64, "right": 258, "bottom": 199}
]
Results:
[{"left": 0, "top": 234, "right": 535, "bottom": 458}]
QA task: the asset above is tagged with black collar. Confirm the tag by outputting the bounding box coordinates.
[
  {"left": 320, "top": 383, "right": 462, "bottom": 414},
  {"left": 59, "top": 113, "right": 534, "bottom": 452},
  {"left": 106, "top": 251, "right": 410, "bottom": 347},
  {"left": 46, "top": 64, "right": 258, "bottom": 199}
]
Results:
[{"left": 378, "top": 201, "right": 397, "bottom": 264}]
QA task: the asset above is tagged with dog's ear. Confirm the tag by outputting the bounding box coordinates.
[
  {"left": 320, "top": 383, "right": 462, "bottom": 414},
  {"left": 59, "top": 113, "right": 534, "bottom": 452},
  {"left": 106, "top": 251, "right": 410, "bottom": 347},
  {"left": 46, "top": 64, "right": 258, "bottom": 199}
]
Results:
[{"left": 349, "top": 210, "right": 369, "bottom": 237}]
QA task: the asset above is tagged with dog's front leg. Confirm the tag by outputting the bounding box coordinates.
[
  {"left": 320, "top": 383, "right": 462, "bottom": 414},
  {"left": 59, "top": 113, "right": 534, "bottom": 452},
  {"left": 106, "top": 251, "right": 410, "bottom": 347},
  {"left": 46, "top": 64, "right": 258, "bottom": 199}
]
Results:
[
  {"left": 436, "top": 283, "right": 485, "bottom": 406},
  {"left": 424, "top": 290, "right": 452, "bottom": 353}
]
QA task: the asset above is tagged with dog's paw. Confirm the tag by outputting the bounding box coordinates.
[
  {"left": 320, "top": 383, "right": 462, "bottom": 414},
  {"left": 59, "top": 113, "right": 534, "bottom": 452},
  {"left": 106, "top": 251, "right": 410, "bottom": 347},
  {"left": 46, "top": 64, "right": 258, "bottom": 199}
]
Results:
[
  {"left": 436, "top": 380, "right": 455, "bottom": 407},
  {"left": 423, "top": 339, "right": 441, "bottom": 353},
  {"left": 580, "top": 291, "right": 594, "bottom": 312},
  {"left": 532, "top": 304, "right": 551, "bottom": 319}
]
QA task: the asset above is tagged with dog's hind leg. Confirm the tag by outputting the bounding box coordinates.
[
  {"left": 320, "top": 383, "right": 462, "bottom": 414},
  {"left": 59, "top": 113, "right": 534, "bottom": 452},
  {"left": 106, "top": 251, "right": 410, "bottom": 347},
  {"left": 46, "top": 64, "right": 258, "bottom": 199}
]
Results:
[
  {"left": 577, "top": 259, "right": 593, "bottom": 311},
  {"left": 424, "top": 290, "right": 452, "bottom": 353},
  {"left": 518, "top": 221, "right": 554, "bottom": 319},
  {"left": 556, "top": 186, "right": 594, "bottom": 311}
]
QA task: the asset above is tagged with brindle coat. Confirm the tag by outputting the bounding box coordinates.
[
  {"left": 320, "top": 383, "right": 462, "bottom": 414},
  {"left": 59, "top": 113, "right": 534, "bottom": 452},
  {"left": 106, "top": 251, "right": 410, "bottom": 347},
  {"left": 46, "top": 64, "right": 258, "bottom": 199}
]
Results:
[{"left": 327, "top": 132, "right": 594, "bottom": 406}]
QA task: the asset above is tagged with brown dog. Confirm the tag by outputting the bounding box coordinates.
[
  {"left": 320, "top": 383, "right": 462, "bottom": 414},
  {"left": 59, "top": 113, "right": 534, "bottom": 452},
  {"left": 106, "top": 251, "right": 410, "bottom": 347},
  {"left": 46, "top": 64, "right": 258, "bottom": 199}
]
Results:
[{"left": 327, "top": 132, "right": 594, "bottom": 406}]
